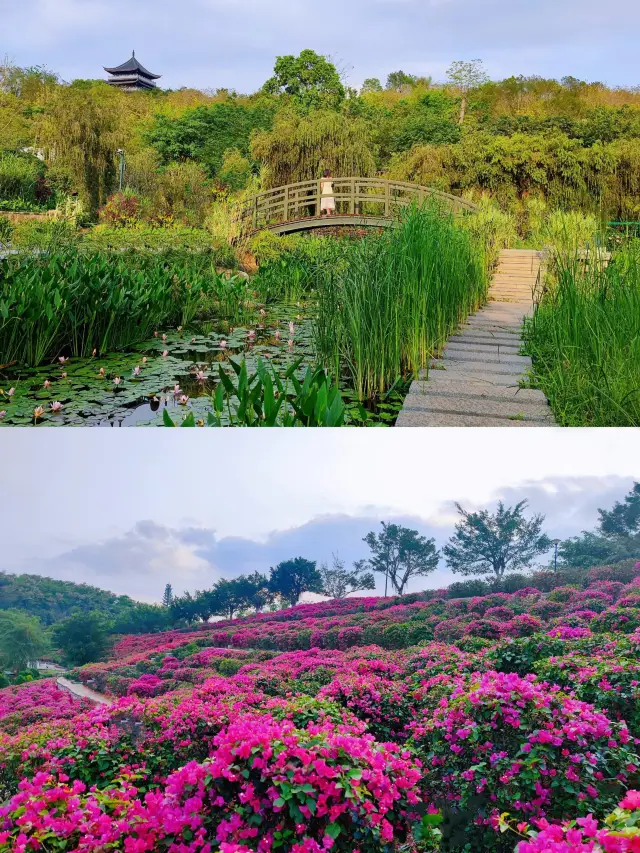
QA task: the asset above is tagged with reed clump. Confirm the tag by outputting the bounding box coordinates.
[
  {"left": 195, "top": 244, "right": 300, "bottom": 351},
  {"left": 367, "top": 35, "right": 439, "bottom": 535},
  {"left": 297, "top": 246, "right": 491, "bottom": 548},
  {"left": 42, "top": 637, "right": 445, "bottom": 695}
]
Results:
[
  {"left": 523, "top": 242, "right": 640, "bottom": 426},
  {"left": 314, "top": 204, "right": 488, "bottom": 402}
]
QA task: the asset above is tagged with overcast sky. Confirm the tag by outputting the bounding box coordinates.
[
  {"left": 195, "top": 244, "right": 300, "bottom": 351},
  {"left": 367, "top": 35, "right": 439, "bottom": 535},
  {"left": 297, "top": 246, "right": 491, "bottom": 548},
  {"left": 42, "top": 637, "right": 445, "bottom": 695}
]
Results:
[
  {"left": 1, "top": 429, "right": 638, "bottom": 602},
  {"left": 2, "top": 0, "right": 639, "bottom": 91}
]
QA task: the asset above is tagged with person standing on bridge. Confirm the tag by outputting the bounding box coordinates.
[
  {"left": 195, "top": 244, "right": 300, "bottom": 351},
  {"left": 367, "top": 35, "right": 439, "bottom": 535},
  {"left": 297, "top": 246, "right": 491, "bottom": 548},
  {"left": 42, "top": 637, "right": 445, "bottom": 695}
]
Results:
[{"left": 320, "top": 169, "right": 336, "bottom": 216}]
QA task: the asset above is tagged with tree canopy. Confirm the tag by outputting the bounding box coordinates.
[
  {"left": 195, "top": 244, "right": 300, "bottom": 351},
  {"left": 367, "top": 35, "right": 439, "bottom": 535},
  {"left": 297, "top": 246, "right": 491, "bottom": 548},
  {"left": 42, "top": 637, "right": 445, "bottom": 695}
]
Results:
[
  {"left": 263, "top": 50, "right": 345, "bottom": 111},
  {"left": 444, "top": 500, "right": 551, "bottom": 579},
  {"left": 269, "top": 558, "right": 324, "bottom": 607},
  {"left": 356, "top": 523, "right": 440, "bottom": 596},
  {"left": 0, "top": 610, "right": 49, "bottom": 672},
  {"left": 319, "top": 554, "right": 375, "bottom": 600}
]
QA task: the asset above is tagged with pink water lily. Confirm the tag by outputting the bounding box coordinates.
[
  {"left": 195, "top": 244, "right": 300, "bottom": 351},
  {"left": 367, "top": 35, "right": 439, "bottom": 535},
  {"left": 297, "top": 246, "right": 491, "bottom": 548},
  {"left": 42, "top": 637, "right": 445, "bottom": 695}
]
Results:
[
  {"left": 43, "top": 380, "right": 51, "bottom": 388},
  {"left": 142, "top": 357, "right": 148, "bottom": 364},
  {"left": 0, "top": 411, "right": 5, "bottom": 420},
  {"left": 195, "top": 371, "right": 206, "bottom": 381},
  {"left": 179, "top": 395, "right": 189, "bottom": 406},
  {"left": 162, "top": 350, "right": 169, "bottom": 358},
  {"left": 154, "top": 331, "right": 158, "bottom": 337},
  {"left": 289, "top": 321, "right": 295, "bottom": 335},
  {"left": 190, "top": 337, "right": 197, "bottom": 343},
  {"left": 50, "top": 401, "right": 63, "bottom": 412},
  {"left": 99, "top": 368, "right": 105, "bottom": 376},
  {"left": 248, "top": 330, "right": 256, "bottom": 341},
  {"left": 288, "top": 339, "right": 294, "bottom": 348},
  {"left": 33, "top": 405, "right": 44, "bottom": 420},
  {"left": 92, "top": 349, "right": 97, "bottom": 357},
  {"left": 275, "top": 331, "right": 281, "bottom": 341},
  {"left": 177, "top": 326, "right": 183, "bottom": 332},
  {"left": 219, "top": 340, "right": 227, "bottom": 349},
  {"left": 173, "top": 385, "right": 182, "bottom": 396},
  {"left": 61, "top": 372, "right": 67, "bottom": 378},
  {"left": 260, "top": 308, "right": 266, "bottom": 316},
  {"left": 133, "top": 366, "right": 141, "bottom": 376},
  {"left": 58, "top": 356, "right": 68, "bottom": 364},
  {"left": 7, "top": 387, "right": 15, "bottom": 397},
  {"left": 113, "top": 376, "right": 122, "bottom": 386},
  {"left": 162, "top": 334, "right": 167, "bottom": 341}
]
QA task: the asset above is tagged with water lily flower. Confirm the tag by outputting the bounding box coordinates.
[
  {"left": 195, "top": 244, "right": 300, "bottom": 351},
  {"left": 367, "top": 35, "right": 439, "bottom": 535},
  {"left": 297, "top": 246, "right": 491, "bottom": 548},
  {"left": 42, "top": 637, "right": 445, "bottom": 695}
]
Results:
[
  {"left": 275, "top": 331, "right": 281, "bottom": 341},
  {"left": 113, "top": 376, "right": 121, "bottom": 386},
  {"left": 43, "top": 380, "right": 51, "bottom": 388},
  {"left": 177, "top": 326, "right": 183, "bottom": 332},
  {"left": 92, "top": 349, "right": 97, "bottom": 357},
  {"left": 99, "top": 368, "right": 105, "bottom": 376},
  {"left": 173, "top": 385, "right": 182, "bottom": 396},
  {"left": 190, "top": 337, "right": 197, "bottom": 343},
  {"left": 33, "top": 405, "right": 44, "bottom": 420},
  {"left": 154, "top": 331, "right": 158, "bottom": 337},
  {"left": 195, "top": 370, "right": 206, "bottom": 381},
  {"left": 248, "top": 330, "right": 256, "bottom": 341},
  {"left": 0, "top": 411, "right": 5, "bottom": 420},
  {"left": 289, "top": 321, "right": 295, "bottom": 335},
  {"left": 260, "top": 308, "right": 266, "bottom": 316},
  {"left": 162, "top": 350, "right": 169, "bottom": 358},
  {"left": 61, "top": 372, "right": 67, "bottom": 378},
  {"left": 8, "top": 387, "right": 14, "bottom": 396},
  {"left": 58, "top": 356, "right": 68, "bottom": 364},
  {"left": 162, "top": 334, "right": 167, "bottom": 341},
  {"left": 133, "top": 366, "right": 141, "bottom": 376},
  {"left": 142, "top": 357, "right": 148, "bottom": 364},
  {"left": 288, "top": 339, "right": 294, "bottom": 348},
  {"left": 179, "top": 395, "right": 189, "bottom": 406},
  {"left": 50, "top": 401, "right": 63, "bottom": 412},
  {"left": 220, "top": 340, "right": 227, "bottom": 349}
]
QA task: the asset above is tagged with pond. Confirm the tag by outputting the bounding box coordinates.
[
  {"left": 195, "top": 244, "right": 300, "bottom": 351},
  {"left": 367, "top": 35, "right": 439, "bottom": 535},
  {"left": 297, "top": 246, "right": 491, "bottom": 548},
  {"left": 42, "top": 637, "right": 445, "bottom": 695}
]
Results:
[{"left": 0, "top": 300, "right": 409, "bottom": 427}]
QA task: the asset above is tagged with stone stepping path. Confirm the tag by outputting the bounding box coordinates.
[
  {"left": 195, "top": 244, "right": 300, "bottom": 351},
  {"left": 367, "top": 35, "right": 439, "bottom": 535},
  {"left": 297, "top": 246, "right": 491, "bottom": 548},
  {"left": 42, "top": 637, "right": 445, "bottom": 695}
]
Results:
[{"left": 396, "top": 249, "right": 555, "bottom": 427}]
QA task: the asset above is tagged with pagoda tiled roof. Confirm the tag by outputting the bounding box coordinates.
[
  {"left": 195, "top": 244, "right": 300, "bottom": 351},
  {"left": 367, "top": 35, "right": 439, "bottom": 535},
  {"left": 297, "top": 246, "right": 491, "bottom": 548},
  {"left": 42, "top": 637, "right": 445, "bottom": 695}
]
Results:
[{"left": 104, "top": 52, "right": 161, "bottom": 79}]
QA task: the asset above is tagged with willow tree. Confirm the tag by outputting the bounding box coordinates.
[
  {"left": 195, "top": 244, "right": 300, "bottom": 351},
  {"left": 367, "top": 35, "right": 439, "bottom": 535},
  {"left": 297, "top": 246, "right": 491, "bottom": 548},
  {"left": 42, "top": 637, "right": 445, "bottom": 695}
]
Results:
[
  {"left": 36, "top": 82, "right": 131, "bottom": 212},
  {"left": 251, "top": 110, "right": 376, "bottom": 188}
]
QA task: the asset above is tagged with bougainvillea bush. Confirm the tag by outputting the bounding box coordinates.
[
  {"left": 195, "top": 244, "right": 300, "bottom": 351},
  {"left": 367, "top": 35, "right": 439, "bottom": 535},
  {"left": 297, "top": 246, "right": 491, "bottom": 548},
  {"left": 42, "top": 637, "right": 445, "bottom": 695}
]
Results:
[{"left": 1, "top": 573, "right": 640, "bottom": 852}]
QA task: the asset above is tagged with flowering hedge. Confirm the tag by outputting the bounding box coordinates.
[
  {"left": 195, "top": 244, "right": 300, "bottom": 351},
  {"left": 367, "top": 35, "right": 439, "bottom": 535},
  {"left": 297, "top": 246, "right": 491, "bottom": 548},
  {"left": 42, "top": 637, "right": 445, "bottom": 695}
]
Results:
[{"left": 409, "top": 670, "right": 639, "bottom": 851}]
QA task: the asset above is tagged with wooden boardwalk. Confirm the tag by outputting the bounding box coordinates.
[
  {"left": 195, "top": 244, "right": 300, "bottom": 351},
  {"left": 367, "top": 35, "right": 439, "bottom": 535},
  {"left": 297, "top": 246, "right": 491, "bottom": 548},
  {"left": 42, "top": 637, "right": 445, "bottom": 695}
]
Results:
[{"left": 396, "top": 250, "right": 556, "bottom": 428}]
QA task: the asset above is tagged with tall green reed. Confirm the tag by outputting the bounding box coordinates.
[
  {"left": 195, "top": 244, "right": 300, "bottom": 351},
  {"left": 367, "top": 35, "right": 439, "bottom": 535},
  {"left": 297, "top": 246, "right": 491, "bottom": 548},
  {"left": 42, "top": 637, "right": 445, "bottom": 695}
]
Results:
[
  {"left": 0, "top": 250, "right": 252, "bottom": 367},
  {"left": 523, "top": 242, "right": 640, "bottom": 426},
  {"left": 314, "top": 204, "right": 489, "bottom": 402}
]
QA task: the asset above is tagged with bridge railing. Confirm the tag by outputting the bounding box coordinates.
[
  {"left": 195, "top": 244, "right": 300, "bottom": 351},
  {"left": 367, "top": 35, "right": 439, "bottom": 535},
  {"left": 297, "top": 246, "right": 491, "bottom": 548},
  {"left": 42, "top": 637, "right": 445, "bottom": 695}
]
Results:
[{"left": 238, "top": 177, "right": 477, "bottom": 234}]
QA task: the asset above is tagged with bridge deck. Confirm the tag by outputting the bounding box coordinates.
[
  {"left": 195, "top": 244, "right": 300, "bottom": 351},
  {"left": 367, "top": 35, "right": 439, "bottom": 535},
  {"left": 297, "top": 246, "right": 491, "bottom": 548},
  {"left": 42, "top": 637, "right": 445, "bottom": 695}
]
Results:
[{"left": 258, "top": 214, "right": 394, "bottom": 236}]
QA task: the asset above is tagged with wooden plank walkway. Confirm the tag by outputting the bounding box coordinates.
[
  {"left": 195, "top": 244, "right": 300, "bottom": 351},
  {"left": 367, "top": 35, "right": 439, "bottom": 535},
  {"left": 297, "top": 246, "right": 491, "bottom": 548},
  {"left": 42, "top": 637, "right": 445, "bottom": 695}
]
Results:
[{"left": 396, "top": 250, "right": 556, "bottom": 428}]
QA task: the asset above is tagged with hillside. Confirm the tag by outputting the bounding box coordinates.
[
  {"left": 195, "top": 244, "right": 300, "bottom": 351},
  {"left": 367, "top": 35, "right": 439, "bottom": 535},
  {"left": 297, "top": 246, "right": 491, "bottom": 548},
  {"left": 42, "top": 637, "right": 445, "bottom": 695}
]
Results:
[
  {"left": 1, "top": 559, "right": 639, "bottom": 852},
  {"left": 0, "top": 571, "right": 140, "bottom": 625}
]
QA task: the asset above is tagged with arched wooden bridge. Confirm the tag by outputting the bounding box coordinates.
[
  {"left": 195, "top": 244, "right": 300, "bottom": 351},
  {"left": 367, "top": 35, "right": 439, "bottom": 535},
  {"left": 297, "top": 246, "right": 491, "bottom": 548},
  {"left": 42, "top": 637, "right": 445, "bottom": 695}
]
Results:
[{"left": 238, "top": 177, "right": 479, "bottom": 236}]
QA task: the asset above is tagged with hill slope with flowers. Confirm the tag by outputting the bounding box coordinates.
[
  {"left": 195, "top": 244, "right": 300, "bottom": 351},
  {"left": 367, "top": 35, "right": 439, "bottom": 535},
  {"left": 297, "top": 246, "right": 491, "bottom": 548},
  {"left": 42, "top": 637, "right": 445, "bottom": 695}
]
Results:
[{"left": 1, "top": 562, "right": 640, "bottom": 853}]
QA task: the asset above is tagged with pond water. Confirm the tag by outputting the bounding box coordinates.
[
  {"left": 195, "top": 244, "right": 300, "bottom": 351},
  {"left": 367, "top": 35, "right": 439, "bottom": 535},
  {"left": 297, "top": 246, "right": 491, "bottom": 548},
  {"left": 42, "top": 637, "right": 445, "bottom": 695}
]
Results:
[{"left": 0, "top": 302, "right": 409, "bottom": 427}]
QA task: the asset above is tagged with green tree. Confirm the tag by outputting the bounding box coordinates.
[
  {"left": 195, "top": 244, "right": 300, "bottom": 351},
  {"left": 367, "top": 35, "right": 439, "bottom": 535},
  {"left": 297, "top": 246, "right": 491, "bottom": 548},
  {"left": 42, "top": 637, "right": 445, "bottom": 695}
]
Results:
[
  {"left": 0, "top": 610, "right": 49, "bottom": 672},
  {"left": 361, "top": 78, "right": 383, "bottom": 94},
  {"left": 558, "top": 483, "right": 640, "bottom": 569},
  {"left": 52, "top": 612, "right": 111, "bottom": 666},
  {"left": 263, "top": 49, "right": 345, "bottom": 111},
  {"left": 386, "top": 71, "right": 418, "bottom": 92},
  {"left": 356, "top": 523, "right": 440, "bottom": 596},
  {"left": 162, "top": 584, "right": 173, "bottom": 608},
  {"left": 444, "top": 500, "right": 551, "bottom": 579},
  {"left": 446, "top": 59, "right": 489, "bottom": 124},
  {"left": 218, "top": 147, "right": 253, "bottom": 191},
  {"left": 269, "top": 558, "right": 324, "bottom": 607},
  {"left": 319, "top": 553, "right": 375, "bottom": 600}
]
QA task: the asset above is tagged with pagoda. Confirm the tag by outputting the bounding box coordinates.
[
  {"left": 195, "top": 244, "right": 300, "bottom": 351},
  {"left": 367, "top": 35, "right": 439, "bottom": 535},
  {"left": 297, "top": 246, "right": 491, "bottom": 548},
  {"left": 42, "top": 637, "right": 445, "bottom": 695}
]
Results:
[{"left": 104, "top": 51, "right": 161, "bottom": 91}]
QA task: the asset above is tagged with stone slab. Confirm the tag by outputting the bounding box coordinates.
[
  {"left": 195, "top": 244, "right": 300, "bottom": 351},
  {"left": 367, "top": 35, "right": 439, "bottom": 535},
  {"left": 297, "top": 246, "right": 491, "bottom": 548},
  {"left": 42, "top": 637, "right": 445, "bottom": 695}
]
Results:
[
  {"left": 443, "top": 348, "right": 531, "bottom": 365},
  {"left": 400, "top": 392, "right": 553, "bottom": 422},
  {"left": 425, "top": 367, "right": 529, "bottom": 385},
  {"left": 395, "top": 410, "right": 551, "bottom": 427},
  {"left": 408, "top": 379, "right": 549, "bottom": 404},
  {"left": 436, "top": 359, "right": 528, "bottom": 376}
]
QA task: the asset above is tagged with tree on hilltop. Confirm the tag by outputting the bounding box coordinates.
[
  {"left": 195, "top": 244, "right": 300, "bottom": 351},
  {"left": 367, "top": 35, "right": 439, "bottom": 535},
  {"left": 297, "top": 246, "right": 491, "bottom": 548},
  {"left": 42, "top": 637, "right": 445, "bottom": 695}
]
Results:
[
  {"left": 446, "top": 59, "right": 489, "bottom": 124},
  {"left": 269, "top": 558, "right": 324, "bottom": 607},
  {"left": 355, "top": 523, "right": 440, "bottom": 596},
  {"left": 263, "top": 49, "right": 345, "bottom": 111},
  {"left": 319, "top": 553, "right": 375, "bottom": 600},
  {"left": 444, "top": 500, "right": 551, "bottom": 579}
]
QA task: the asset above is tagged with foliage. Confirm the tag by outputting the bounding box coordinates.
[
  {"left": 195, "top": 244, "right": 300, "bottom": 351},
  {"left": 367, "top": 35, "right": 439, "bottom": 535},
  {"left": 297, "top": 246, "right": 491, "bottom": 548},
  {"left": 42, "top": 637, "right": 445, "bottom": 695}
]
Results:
[
  {"left": 444, "top": 500, "right": 552, "bottom": 579},
  {"left": 98, "top": 189, "right": 142, "bottom": 227},
  {"left": 0, "top": 249, "right": 242, "bottom": 367},
  {"left": 446, "top": 59, "right": 489, "bottom": 123},
  {"left": 218, "top": 147, "right": 253, "bottom": 191},
  {"left": 263, "top": 49, "right": 345, "bottom": 111},
  {"left": 0, "top": 610, "right": 48, "bottom": 671},
  {"left": 0, "top": 151, "right": 47, "bottom": 204},
  {"left": 314, "top": 204, "right": 488, "bottom": 401},
  {"left": 0, "top": 571, "right": 139, "bottom": 626},
  {"left": 523, "top": 242, "right": 640, "bottom": 426},
  {"left": 251, "top": 110, "right": 376, "bottom": 188},
  {"left": 52, "top": 611, "right": 112, "bottom": 666},
  {"left": 356, "top": 522, "right": 440, "bottom": 595},
  {"left": 269, "top": 558, "right": 324, "bottom": 607},
  {"left": 319, "top": 554, "right": 375, "bottom": 600}
]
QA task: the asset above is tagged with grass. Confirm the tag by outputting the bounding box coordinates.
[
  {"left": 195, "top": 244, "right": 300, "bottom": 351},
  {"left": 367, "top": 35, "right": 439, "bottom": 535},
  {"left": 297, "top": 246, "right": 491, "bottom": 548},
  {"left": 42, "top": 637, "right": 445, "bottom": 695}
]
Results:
[
  {"left": 0, "top": 250, "right": 253, "bottom": 367},
  {"left": 313, "top": 204, "right": 489, "bottom": 402},
  {"left": 523, "top": 242, "right": 640, "bottom": 426}
]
